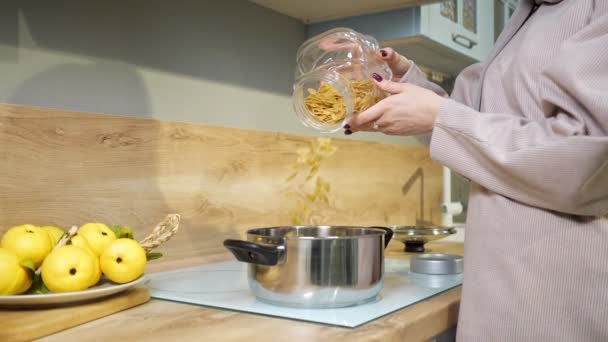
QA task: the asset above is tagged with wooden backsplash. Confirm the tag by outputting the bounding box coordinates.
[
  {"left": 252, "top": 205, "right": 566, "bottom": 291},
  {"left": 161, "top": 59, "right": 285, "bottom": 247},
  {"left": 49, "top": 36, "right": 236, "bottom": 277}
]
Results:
[{"left": 0, "top": 103, "right": 442, "bottom": 263}]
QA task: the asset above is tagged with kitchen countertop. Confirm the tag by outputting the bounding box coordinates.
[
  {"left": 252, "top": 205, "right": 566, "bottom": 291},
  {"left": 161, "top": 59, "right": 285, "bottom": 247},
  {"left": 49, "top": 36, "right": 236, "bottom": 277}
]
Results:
[{"left": 38, "top": 241, "right": 464, "bottom": 342}]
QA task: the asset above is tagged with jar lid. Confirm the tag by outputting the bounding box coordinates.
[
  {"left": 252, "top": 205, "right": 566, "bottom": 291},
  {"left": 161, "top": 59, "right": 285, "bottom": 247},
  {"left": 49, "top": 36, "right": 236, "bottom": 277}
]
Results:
[{"left": 409, "top": 254, "right": 463, "bottom": 275}]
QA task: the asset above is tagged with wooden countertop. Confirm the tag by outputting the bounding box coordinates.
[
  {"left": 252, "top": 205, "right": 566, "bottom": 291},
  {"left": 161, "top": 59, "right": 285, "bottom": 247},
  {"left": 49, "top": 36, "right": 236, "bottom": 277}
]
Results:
[{"left": 38, "top": 241, "right": 463, "bottom": 342}]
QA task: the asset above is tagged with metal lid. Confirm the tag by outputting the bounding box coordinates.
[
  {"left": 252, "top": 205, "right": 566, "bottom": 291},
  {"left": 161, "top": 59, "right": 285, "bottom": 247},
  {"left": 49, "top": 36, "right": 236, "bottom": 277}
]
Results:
[
  {"left": 410, "top": 254, "right": 463, "bottom": 275},
  {"left": 392, "top": 226, "right": 456, "bottom": 237}
]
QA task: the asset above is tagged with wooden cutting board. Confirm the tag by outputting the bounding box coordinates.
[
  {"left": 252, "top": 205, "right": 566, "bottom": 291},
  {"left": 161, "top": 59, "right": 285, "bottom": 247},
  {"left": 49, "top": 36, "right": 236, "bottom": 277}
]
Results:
[{"left": 0, "top": 287, "right": 150, "bottom": 342}]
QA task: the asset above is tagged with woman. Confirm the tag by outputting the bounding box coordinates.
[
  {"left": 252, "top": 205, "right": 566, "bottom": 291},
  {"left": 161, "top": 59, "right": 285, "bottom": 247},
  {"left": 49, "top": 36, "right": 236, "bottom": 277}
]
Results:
[{"left": 347, "top": 0, "right": 608, "bottom": 341}]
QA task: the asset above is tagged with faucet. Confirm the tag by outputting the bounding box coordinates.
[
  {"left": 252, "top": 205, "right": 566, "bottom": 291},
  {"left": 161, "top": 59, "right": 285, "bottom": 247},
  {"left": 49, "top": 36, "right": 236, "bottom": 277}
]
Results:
[{"left": 441, "top": 166, "right": 463, "bottom": 227}]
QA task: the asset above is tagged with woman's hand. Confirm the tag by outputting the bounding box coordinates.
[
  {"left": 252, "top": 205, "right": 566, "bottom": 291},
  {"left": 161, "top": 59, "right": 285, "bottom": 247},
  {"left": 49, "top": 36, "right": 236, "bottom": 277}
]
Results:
[
  {"left": 377, "top": 48, "right": 412, "bottom": 81},
  {"left": 345, "top": 73, "right": 442, "bottom": 136}
]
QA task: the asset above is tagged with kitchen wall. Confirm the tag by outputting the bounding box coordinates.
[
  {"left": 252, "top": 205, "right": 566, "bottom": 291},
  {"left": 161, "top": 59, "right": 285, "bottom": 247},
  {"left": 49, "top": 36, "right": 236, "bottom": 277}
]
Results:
[
  {"left": 0, "top": 0, "right": 415, "bottom": 146},
  {"left": 0, "top": 103, "right": 445, "bottom": 260},
  {"left": 0, "top": 0, "right": 471, "bottom": 222}
]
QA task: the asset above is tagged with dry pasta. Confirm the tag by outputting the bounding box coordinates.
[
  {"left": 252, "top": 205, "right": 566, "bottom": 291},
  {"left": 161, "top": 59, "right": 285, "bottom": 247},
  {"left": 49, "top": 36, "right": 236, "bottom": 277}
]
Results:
[
  {"left": 286, "top": 138, "right": 337, "bottom": 225},
  {"left": 304, "top": 80, "right": 381, "bottom": 124}
]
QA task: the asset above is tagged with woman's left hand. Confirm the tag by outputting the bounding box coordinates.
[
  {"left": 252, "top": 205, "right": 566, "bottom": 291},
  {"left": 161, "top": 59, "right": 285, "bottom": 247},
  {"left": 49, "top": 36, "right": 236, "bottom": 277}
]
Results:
[{"left": 345, "top": 74, "right": 443, "bottom": 136}]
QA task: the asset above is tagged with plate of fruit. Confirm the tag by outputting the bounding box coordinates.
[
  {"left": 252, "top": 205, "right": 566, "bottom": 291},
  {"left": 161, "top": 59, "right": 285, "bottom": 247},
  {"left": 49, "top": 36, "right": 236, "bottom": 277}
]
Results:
[{"left": 0, "top": 214, "right": 180, "bottom": 308}]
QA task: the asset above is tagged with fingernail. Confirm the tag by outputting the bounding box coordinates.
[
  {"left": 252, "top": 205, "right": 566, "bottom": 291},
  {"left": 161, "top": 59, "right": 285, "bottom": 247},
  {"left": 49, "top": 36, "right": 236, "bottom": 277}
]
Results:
[
  {"left": 372, "top": 73, "right": 383, "bottom": 82},
  {"left": 380, "top": 50, "right": 388, "bottom": 57},
  {"left": 344, "top": 124, "right": 351, "bottom": 129},
  {"left": 344, "top": 129, "right": 352, "bottom": 135}
]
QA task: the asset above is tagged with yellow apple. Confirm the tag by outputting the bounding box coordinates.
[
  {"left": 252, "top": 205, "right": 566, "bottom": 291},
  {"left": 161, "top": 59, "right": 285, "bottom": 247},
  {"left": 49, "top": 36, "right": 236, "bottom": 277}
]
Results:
[
  {"left": 1, "top": 224, "right": 53, "bottom": 268},
  {"left": 42, "top": 226, "right": 66, "bottom": 246},
  {"left": 100, "top": 239, "right": 146, "bottom": 284},
  {"left": 0, "top": 247, "right": 32, "bottom": 295},
  {"left": 70, "top": 235, "right": 102, "bottom": 287},
  {"left": 77, "top": 223, "right": 116, "bottom": 257},
  {"left": 41, "top": 245, "right": 96, "bottom": 293}
]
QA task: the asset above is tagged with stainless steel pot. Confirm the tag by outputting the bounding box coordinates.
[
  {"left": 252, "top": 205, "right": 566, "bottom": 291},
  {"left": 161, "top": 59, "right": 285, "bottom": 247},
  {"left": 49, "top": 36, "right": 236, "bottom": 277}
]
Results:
[{"left": 223, "top": 226, "right": 393, "bottom": 308}]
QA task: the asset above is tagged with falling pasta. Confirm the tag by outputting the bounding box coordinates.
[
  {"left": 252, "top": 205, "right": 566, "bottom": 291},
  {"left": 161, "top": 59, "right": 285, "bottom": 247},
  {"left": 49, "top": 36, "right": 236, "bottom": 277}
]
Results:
[
  {"left": 285, "top": 138, "right": 337, "bottom": 225},
  {"left": 304, "top": 80, "right": 382, "bottom": 124}
]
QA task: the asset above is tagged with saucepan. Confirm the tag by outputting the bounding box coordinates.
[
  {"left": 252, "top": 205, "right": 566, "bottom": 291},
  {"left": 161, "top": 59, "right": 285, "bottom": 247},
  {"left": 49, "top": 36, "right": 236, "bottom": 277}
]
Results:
[{"left": 223, "top": 226, "right": 393, "bottom": 308}]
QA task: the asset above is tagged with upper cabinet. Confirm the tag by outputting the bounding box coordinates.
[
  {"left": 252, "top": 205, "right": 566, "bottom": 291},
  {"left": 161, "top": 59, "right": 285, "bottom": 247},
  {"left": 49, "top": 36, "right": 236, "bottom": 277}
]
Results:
[
  {"left": 305, "top": 1, "right": 494, "bottom": 75},
  {"left": 248, "top": 0, "right": 440, "bottom": 23},
  {"left": 495, "top": 0, "right": 519, "bottom": 40},
  {"left": 420, "top": 0, "right": 494, "bottom": 63}
]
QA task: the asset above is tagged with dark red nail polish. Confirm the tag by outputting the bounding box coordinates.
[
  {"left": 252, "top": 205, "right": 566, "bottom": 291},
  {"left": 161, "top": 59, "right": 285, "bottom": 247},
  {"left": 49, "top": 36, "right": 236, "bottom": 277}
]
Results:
[
  {"left": 344, "top": 129, "right": 352, "bottom": 135},
  {"left": 380, "top": 50, "right": 388, "bottom": 57},
  {"left": 372, "top": 73, "right": 383, "bottom": 82},
  {"left": 344, "top": 124, "right": 351, "bottom": 129}
]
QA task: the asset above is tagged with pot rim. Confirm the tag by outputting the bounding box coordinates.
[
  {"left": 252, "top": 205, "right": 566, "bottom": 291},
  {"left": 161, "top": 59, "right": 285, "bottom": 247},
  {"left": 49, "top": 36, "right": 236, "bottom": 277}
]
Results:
[{"left": 245, "top": 225, "right": 390, "bottom": 241}]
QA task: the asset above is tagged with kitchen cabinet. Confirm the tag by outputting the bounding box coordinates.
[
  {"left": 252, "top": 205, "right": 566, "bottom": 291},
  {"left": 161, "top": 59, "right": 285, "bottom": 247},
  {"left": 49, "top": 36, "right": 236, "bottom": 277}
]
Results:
[
  {"left": 422, "top": 0, "right": 494, "bottom": 63},
  {"left": 307, "top": 1, "right": 494, "bottom": 74},
  {"left": 500, "top": 0, "right": 519, "bottom": 25},
  {"left": 495, "top": 0, "right": 520, "bottom": 39},
  {"left": 248, "top": 0, "right": 441, "bottom": 23}
]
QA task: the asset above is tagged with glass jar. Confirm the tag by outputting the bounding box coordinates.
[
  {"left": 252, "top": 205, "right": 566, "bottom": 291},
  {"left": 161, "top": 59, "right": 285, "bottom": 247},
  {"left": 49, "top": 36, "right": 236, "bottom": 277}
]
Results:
[{"left": 293, "top": 28, "right": 393, "bottom": 133}]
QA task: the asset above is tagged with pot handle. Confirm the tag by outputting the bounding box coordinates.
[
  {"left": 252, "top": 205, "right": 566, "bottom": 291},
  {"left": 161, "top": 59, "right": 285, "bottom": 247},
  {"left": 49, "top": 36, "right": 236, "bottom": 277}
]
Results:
[
  {"left": 223, "top": 239, "right": 283, "bottom": 266},
  {"left": 370, "top": 227, "right": 394, "bottom": 249}
]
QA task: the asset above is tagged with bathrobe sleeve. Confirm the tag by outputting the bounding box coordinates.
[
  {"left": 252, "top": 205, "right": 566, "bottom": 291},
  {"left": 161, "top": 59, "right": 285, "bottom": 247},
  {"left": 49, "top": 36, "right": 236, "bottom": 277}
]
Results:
[{"left": 401, "top": 61, "right": 484, "bottom": 146}]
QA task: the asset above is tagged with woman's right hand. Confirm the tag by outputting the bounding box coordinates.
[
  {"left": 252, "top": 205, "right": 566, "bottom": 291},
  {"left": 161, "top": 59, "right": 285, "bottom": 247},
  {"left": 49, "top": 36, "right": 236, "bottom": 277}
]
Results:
[{"left": 377, "top": 47, "right": 412, "bottom": 81}]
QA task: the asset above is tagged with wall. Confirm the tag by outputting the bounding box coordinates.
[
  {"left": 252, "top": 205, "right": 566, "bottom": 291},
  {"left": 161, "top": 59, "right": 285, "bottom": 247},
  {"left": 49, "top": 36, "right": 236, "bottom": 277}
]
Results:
[
  {"left": 0, "top": 0, "right": 414, "bottom": 145},
  {"left": 0, "top": 1, "right": 463, "bottom": 230},
  {"left": 0, "top": 103, "right": 444, "bottom": 262}
]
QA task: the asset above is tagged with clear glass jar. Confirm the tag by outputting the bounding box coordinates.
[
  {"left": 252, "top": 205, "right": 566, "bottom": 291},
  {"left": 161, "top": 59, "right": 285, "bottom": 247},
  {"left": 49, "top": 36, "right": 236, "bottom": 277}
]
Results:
[{"left": 293, "top": 28, "right": 393, "bottom": 133}]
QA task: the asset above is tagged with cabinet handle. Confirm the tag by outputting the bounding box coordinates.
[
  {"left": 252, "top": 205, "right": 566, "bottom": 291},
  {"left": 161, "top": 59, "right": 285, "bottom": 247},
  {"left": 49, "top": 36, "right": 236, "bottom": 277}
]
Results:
[{"left": 451, "top": 33, "right": 478, "bottom": 49}]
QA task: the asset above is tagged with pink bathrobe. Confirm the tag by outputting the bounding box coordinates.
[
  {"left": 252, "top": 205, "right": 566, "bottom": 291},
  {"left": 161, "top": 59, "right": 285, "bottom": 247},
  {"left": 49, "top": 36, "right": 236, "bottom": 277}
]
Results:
[{"left": 405, "top": 0, "right": 608, "bottom": 340}]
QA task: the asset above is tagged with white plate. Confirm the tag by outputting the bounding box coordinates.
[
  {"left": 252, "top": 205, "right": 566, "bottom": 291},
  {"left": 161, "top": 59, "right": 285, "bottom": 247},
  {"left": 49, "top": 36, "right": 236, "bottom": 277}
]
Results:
[{"left": 0, "top": 275, "right": 147, "bottom": 308}]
